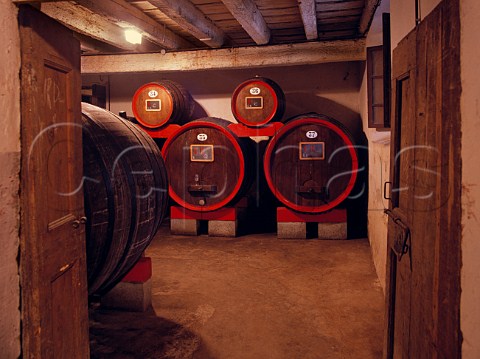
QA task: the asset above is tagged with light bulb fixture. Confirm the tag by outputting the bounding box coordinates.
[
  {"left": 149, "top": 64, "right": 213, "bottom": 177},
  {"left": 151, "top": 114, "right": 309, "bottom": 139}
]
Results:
[{"left": 125, "top": 29, "right": 142, "bottom": 45}]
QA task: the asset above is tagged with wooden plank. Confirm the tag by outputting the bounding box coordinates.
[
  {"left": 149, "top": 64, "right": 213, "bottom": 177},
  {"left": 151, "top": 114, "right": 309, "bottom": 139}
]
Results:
[
  {"left": 40, "top": 2, "right": 138, "bottom": 51},
  {"left": 220, "top": 0, "right": 270, "bottom": 45},
  {"left": 18, "top": 5, "right": 89, "bottom": 358},
  {"left": 73, "top": 0, "right": 193, "bottom": 50},
  {"left": 437, "top": 0, "right": 461, "bottom": 356},
  {"left": 358, "top": 0, "right": 381, "bottom": 35},
  {"left": 148, "top": 0, "right": 225, "bottom": 47},
  {"left": 297, "top": 0, "right": 318, "bottom": 40},
  {"left": 81, "top": 38, "right": 366, "bottom": 74},
  {"left": 316, "top": 0, "right": 364, "bottom": 12}
]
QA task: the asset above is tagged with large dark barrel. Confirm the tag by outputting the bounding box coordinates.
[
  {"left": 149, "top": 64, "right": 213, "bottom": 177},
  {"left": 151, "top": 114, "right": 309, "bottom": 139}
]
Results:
[
  {"left": 162, "top": 117, "right": 254, "bottom": 212},
  {"left": 231, "top": 77, "right": 285, "bottom": 127},
  {"left": 264, "top": 113, "right": 358, "bottom": 213},
  {"left": 82, "top": 103, "right": 169, "bottom": 296},
  {"left": 132, "top": 80, "right": 195, "bottom": 129}
]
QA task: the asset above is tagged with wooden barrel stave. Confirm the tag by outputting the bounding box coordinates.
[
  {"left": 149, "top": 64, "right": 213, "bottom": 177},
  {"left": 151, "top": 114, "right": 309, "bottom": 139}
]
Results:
[
  {"left": 264, "top": 113, "right": 358, "bottom": 213},
  {"left": 132, "top": 80, "right": 194, "bottom": 129},
  {"left": 82, "top": 103, "right": 168, "bottom": 296},
  {"left": 162, "top": 117, "right": 254, "bottom": 212},
  {"left": 231, "top": 77, "right": 286, "bottom": 127}
]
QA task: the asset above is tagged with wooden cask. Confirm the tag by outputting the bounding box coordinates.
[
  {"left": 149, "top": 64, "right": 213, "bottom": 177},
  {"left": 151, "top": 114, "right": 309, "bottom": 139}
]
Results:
[
  {"left": 264, "top": 113, "right": 358, "bottom": 213},
  {"left": 162, "top": 117, "right": 254, "bottom": 212},
  {"left": 132, "top": 80, "right": 194, "bottom": 129},
  {"left": 231, "top": 77, "right": 286, "bottom": 127},
  {"left": 82, "top": 103, "right": 169, "bottom": 296}
]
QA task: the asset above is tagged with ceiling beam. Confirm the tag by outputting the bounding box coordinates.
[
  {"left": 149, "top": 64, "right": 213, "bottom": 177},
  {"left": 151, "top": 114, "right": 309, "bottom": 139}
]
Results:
[
  {"left": 74, "top": 32, "right": 123, "bottom": 54},
  {"left": 147, "top": 0, "right": 225, "bottom": 48},
  {"left": 220, "top": 0, "right": 270, "bottom": 45},
  {"left": 358, "top": 0, "right": 381, "bottom": 35},
  {"left": 74, "top": 0, "right": 193, "bottom": 50},
  {"left": 82, "top": 39, "right": 366, "bottom": 74},
  {"left": 40, "top": 2, "right": 140, "bottom": 51},
  {"left": 297, "top": 0, "right": 318, "bottom": 40}
]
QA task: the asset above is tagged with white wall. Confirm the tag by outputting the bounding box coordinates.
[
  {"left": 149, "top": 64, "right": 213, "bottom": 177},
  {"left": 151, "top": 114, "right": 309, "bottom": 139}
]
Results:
[
  {"left": 460, "top": 0, "right": 480, "bottom": 357},
  {"left": 391, "top": 0, "right": 442, "bottom": 48},
  {"left": 359, "top": 0, "right": 390, "bottom": 290},
  {"left": 0, "top": 0, "right": 21, "bottom": 358}
]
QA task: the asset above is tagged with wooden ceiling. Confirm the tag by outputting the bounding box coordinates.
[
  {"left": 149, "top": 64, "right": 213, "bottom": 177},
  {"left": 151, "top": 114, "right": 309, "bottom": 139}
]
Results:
[{"left": 14, "top": 0, "right": 380, "bottom": 55}]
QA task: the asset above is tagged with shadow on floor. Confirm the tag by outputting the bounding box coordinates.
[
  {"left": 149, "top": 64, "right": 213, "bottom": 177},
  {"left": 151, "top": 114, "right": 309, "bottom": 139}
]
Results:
[{"left": 89, "top": 307, "right": 214, "bottom": 359}]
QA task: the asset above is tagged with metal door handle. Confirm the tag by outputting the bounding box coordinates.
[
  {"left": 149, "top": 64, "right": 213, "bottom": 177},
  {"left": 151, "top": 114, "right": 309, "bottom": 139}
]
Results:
[
  {"left": 384, "top": 181, "right": 392, "bottom": 200},
  {"left": 72, "top": 220, "right": 80, "bottom": 229},
  {"left": 72, "top": 216, "right": 87, "bottom": 229}
]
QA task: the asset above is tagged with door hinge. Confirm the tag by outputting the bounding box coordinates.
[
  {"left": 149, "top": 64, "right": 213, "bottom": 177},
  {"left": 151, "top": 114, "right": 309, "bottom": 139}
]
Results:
[{"left": 385, "top": 209, "right": 410, "bottom": 261}]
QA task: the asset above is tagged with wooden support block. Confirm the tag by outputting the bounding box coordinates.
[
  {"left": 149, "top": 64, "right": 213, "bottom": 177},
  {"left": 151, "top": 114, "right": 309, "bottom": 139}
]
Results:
[
  {"left": 318, "top": 222, "right": 348, "bottom": 240},
  {"left": 170, "top": 218, "right": 200, "bottom": 235},
  {"left": 208, "top": 220, "right": 238, "bottom": 237},
  {"left": 101, "top": 279, "right": 152, "bottom": 312},
  {"left": 277, "top": 222, "right": 307, "bottom": 239}
]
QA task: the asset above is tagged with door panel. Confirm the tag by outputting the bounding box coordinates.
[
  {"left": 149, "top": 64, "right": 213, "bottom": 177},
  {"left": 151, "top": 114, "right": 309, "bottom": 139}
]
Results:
[
  {"left": 383, "top": 1, "right": 461, "bottom": 358},
  {"left": 19, "top": 6, "right": 89, "bottom": 358}
]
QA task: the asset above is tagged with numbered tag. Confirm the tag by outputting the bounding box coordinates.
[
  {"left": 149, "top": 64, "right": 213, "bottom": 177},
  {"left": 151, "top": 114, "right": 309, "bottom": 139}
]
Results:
[
  {"left": 250, "top": 87, "right": 261, "bottom": 95},
  {"left": 148, "top": 90, "right": 158, "bottom": 98},
  {"left": 306, "top": 130, "right": 318, "bottom": 139},
  {"left": 197, "top": 133, "right": 208, "bottom": 141}
]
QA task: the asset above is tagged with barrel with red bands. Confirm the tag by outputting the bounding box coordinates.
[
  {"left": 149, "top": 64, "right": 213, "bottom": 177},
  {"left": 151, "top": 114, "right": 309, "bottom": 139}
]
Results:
[
  {"left": 264, "top": 113, "right": 358, "bottom": 213},
  {"left": 132, "top": 80, "right": 194, "bottom": 129},
  {"left": 231, "top": 77, "right": 285, "bottom": 127},
  {"left": 162, "top": 117, "right": 254, "bottom": 212}
]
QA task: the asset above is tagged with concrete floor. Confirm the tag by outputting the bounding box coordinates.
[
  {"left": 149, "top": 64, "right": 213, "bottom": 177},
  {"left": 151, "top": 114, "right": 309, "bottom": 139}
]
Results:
[{"left": 90, "top": 225, "right": 385, "bottom": 359}]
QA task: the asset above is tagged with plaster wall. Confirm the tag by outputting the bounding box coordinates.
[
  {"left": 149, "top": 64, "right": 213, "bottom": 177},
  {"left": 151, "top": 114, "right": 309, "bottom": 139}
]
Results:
[
  {"left": 460, "top": 0, "right": 480, "bottom": 357},
  {"left": 359, "top": 0, "right": 390, "bottom": 290},
  {"left": 0, "top": 0, "right": 22, "bottom": 357},
  {"left": 391, "top": 0, "right": 442, "bottom": 48}
]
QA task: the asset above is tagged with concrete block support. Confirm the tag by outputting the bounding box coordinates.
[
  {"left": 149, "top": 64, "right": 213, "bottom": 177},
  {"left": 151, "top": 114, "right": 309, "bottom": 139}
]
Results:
[
  {"left": 101, "top": 257, "right": 153, "bottom": 312},
  {"left": 318, "top": 222, "right": 348, "bottom": 240},
  {"left": 171, "top": 218, "right": 200, "bottom": 235},
  {"left": 277, "top": 222, "right": 307, "bottom": 239},
  {"left": 208, "top": 220, "right": 238, "bottom": 237},
  {"left": 101, "top": 279, "right": 152, "bottom": 312}
]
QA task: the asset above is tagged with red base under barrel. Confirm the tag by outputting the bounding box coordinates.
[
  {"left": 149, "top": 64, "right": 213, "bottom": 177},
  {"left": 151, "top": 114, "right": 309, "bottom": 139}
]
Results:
[
  {"left": 121, "top": 257, "right": 152, "bottom": 283},
  {"left": 170, "top": 199, "right": 248, "bottom": 221},
  {"left": 277, "top": 207, "right": 347, "bottom": 223}
]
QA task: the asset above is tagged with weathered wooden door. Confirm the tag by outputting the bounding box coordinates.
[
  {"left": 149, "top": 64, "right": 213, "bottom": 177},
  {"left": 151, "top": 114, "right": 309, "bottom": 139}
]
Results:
[
  {"left": 19, "top": 6, "right": 89, "bottom": 358},
  {"left": 383, "top": 1, "right": 461, "bottom": 358}
]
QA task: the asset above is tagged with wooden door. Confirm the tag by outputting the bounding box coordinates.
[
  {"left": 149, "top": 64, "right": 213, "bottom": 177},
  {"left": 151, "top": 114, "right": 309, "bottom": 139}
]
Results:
[
  {"left": 19, "top": 6, "right": 89, "bottom": 358},
  {"left": 383, "top": 1, "right": 461, "bottom": 358}
]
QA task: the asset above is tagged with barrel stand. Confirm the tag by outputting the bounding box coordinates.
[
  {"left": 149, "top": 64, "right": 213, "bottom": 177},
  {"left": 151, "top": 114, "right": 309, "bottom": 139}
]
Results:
[
  {"left": 170, "top": 200, "right": 248, "bottom": 237},
  {"left": 276, "top": 207, "right": 347, "bottom": 239},
  {"left": 101, "top": 257, "right": 152, "bottom": 312}
]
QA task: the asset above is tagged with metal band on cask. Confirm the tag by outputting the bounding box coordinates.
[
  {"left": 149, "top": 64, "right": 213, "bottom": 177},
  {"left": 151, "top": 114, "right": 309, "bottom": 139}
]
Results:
[
  {"left": 264, "top": 113, "right": 358, "bottom": 213},
  {"left": 132, "top": 80, "right": 194, "bottom": 129},
  {"left": 162, "top": 117, "right": 254, "bottom": 212},
  {"left": 82, "top": 103, "right": 169, "bottom": 296},
  {"left": 231, "top": 77, "right": 286, "bottom": 127}
]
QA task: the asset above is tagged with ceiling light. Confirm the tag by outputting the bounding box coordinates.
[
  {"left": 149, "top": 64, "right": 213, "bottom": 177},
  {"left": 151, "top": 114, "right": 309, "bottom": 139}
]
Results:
[{"left": 125, "top": 29, "right": 142, "bottom": 45}]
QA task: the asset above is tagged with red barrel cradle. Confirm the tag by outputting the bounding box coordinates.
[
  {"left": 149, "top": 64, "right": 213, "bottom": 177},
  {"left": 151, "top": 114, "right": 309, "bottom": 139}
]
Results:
[
  {"left": 264, "top": 114, "right": 359, "bottom": 213},
  {"left": 231, "top": 77, "right": 285, "bottom": 127},
  {"left": 162, "top": 117, "right": 254, "bottom": 212},
  {"left": 132, "top": 80, "right": 194, "bottom": 129}
]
